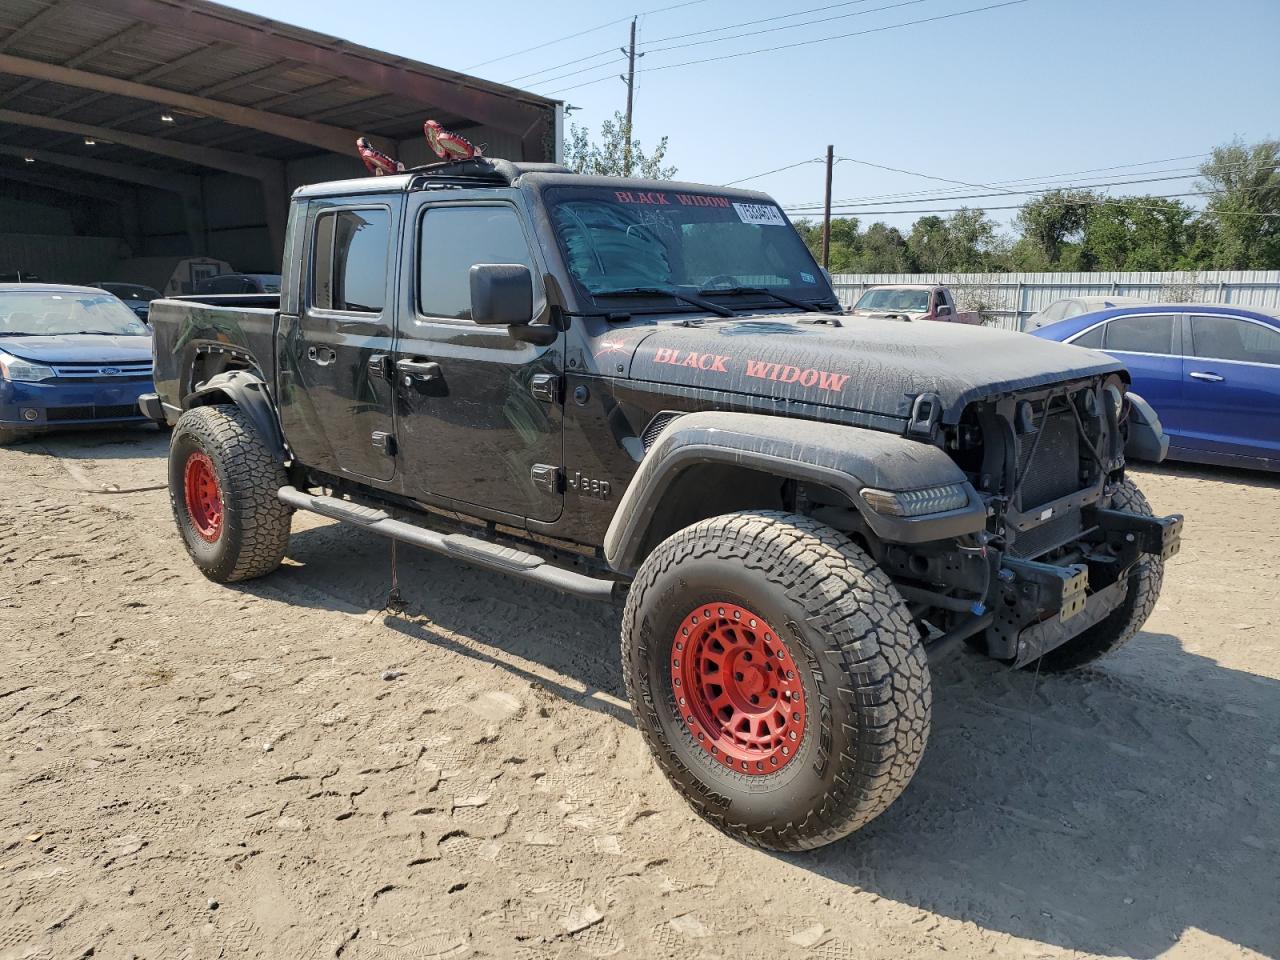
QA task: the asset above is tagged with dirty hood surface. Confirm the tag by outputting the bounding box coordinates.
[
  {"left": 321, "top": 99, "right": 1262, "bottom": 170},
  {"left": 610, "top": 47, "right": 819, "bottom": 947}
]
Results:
[{"left": 622, "top": 315, "right": 1124, "bottom": 422}]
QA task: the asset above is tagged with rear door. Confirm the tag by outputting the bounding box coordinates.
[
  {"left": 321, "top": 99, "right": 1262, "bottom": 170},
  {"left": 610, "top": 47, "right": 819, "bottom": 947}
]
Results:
[
  {"left": 276, "top": 197, "right": 399, "bottom": 482},
  {"left": 1094, "top": 312, "right": 1186, "bottom": 440},
  {"left": 391, "top": 194, "right": 563, "bottom": 522},
  {"left": 1178, "top": 313, "right": 1280, "bottom": 462}
]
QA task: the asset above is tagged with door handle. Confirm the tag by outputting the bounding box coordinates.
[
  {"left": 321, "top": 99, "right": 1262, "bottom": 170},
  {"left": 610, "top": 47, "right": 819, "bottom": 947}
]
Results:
[
  {"left": 396, "top": 358, "right": 442, "bottom": 384},
  {"left": 306, "top": 345, "right": 336, "bottom": 365},
  {"left": 1189, "top": 371, "right": 1224, "bottom": 382}
]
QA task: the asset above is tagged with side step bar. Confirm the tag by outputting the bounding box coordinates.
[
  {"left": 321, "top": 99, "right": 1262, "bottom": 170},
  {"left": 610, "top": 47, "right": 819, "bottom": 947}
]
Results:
[{"left": 277, "top": 486, "right": 618, "bottom": 602}]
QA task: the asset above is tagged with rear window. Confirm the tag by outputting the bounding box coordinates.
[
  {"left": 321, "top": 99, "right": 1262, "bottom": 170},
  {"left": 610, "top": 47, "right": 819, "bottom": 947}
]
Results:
[
  {"left": 313, "top": 208, "right": 390, "bottom": 313},
  {"left": 1072, "top": 323, "right": 1106, "bottom": 348},
  {"left": 1191, "top": 315, "right": 1280, "bottom": 365},
  {"left": 1104, "top": 314, "right": 1175, "bottom": 354}
]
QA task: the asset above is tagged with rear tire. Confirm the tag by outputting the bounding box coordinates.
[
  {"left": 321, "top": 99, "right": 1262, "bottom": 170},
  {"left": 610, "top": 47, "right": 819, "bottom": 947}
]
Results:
[
  {"left": 1033, "top": 478, "right": 1164, "bottom": 672},
  {"left": 168, "top": 404, "right": 292, "bottom": 583},
  {"left": 622, "top": 510, "right": 931, "bottom": 851}
]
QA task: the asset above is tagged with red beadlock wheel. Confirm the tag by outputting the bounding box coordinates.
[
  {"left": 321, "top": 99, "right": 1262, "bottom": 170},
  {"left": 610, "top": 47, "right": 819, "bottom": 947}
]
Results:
[
  {"left": 671, "top": 602, "right": 806, "bottom": 775},
  {"left": 183, "top": 450, "right": 223, "bottom": 543}
]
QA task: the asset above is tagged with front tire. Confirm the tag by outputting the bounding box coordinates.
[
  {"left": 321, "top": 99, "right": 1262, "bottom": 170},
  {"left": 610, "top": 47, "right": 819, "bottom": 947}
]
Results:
[
  {"left": 168, "top": 405, "right": 292, "bottom": 583},
  {"left": 0, "top": 427, "right": 29, "bottom": 446},
  {"left": 1034, "top": 478, "right": 1164, "bottom": 672},
  {"left": 622, "top": 511, "right": 931, "bottom": 851}
]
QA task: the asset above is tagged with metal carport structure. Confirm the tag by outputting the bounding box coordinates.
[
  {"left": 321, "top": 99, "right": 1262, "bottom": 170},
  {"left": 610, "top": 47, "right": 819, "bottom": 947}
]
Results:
[{"left": 0, "top": 0, "right": 560, "bottom": 282}]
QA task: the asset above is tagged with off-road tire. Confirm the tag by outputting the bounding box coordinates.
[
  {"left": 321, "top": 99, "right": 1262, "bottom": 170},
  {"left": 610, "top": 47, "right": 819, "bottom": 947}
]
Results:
[
  {"left": 168, "top": 404, "right": 291, "bottom": 583},
  {"left": 622, "top": 510, "right": 931, "bottom": 851},
  {"left": 1033, "top": 478, "right": 1164, "bottom": 672}
]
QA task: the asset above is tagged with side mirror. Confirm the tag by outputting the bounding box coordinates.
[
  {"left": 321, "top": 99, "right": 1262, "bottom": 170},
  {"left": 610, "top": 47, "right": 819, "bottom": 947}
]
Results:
[
  {"left": 935, "top": 304, "right": 952, "bottom": 316},
  {"left": 470, "top": 263, "right": 533, "bottom": 326}
]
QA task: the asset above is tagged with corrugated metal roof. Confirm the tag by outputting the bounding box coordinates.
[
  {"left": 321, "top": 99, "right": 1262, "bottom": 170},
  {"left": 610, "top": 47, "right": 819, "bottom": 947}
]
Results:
[{"left": 0, "top": 0, "right": 558, "bottom": 179}]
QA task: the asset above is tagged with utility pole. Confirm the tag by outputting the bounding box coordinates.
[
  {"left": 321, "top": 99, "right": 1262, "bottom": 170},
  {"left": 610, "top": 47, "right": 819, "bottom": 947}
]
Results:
[
  {"left": 619, "top": 17, "right": 641, "bottom": 176},
  {"left": 821, "top": 144, "right": 834, "bottom": 270}
]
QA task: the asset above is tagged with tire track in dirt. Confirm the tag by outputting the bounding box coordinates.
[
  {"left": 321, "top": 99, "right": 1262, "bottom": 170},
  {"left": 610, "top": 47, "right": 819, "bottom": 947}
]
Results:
[{"left": 1, "top": 435, "right": 1277, "bottom": 958}]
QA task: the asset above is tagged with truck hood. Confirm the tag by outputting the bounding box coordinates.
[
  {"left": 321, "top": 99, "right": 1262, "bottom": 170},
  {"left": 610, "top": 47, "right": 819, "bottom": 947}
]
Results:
[
  {"left": 0, "top": 334, "right": 152, "bottom": 364},
  {"left": 623, "top": 315, "right": 1124, "bottom": 422}
]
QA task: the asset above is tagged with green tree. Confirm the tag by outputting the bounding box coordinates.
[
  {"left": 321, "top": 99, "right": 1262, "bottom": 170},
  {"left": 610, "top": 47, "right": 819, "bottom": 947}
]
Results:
[
  {"left": 564, "top": 112, "right": 676, "bottom": 179},
  {"left": 851, "top": 222, "right": 911, "bottom": 273},
  {"left": 1080, "top": 196, "right": 1203, "bottom": 271},
  {"left": 1014, "top": 190, "right": 1095, "bottom": 266},
  {"left": 1196, "top": 138, "right": 1280, "bottom": 269}
]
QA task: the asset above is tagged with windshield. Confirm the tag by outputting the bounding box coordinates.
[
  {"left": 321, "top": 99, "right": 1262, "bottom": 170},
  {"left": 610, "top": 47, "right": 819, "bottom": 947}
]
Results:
[
  {"left": 854, "top": 289, "right": 931, "bottom": 313},
  {"left": 0, "top": 291, "right": 150, "bottom": 337},
  {"left": 100, "top": 283, "right": 160, "bottom": 302},
  {"left": 546, "top": 186, "right": 830, "bottom": 303}
]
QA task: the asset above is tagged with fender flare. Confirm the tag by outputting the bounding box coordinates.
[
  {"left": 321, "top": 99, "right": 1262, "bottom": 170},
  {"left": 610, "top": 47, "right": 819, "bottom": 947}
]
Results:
[
  {"left": 603, "top": 410, "right": 986, "bottom": 572},
  {"left": 184, "top": 370, "right": 288, "bottom": 461}
]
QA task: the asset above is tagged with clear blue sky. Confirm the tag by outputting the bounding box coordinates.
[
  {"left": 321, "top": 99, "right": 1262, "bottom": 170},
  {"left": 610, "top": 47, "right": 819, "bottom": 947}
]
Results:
[{"left": 224, "top": 0, "right": 1278, "bottom": 233}]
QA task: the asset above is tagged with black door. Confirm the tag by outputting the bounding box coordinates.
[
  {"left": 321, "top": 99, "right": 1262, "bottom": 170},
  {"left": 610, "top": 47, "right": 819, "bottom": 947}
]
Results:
[
  {"left": 392, "top": 196, "right": 563, "bottom": 522},
  {"left": 277, "top": 199, "right": 398, "bottom": 482}
]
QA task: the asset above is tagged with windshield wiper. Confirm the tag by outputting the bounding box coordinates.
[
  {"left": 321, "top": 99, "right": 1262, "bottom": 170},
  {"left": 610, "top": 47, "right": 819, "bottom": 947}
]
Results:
[
  {"left": 592, "top": 287, "right": 735, "bottom": 318},
  {"left": 700, "top": 286, "right": 837, "bottom": 312}
]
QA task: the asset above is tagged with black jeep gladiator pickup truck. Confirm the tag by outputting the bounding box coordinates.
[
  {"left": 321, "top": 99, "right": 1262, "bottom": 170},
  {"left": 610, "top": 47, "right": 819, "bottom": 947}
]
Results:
[{"left": 140, "top": 157, "right": 1182, "bottom": 852}]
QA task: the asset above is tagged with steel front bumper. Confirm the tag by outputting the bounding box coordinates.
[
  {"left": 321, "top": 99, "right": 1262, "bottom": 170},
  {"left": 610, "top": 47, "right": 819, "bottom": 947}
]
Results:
[{"left": 999, "top": 509, "right": 1182, "bottom": 667}]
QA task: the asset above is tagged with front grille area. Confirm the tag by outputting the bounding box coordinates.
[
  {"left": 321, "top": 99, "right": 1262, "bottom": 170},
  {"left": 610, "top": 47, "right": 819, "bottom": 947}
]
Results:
[
  {"left": 1017, "top": 409, "right": 1080, "bottom": 508},
  {"left": 1009, "top": 509, "right": 1083, "bottom": 558},
  {"left": 50, "top": 362, "right": 153, "bottom": 383},
  {"left": 46, "top": 403, "right": 143, "bottom": 422}
]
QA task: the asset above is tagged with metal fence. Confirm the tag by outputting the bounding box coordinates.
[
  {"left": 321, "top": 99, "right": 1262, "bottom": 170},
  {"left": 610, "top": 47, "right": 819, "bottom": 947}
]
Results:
[{"left": 828, "top": 271, "right": 1280, "bottom": 330}]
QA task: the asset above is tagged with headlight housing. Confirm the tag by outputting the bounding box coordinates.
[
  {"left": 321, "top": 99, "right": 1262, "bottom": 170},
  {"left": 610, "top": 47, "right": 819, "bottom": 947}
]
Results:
[
  {"left": 0, "top": 351, "right": 56, "bottom": 382},
  {"left": 861, "top": 482, "right": 970, "bottom": 518}
]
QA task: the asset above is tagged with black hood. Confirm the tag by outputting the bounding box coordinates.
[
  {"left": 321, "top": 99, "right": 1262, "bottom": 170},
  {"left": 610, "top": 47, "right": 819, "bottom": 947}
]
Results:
[{"left": 620, "top": 315, "right": 1124, "bottom": 422}]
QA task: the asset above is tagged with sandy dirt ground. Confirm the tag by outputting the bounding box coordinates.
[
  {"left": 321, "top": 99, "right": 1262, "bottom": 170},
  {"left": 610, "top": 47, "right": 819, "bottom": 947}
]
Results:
[{"left": 1, "top": 426, "right": 1277, "bottom": 960}]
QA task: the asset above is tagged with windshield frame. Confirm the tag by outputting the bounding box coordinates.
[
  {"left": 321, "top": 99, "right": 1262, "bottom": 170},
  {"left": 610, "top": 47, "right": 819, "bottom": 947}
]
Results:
[
  {"left": 540, "top": 184, "right": 836, "bottom": 316},
  {"left": 0, "top": 290, "right": 152, "bottom": 337}
]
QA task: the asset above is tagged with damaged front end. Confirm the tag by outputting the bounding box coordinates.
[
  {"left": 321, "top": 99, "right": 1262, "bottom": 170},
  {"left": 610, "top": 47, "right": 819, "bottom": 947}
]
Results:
[{"left": 876, "top": 376, "right": 1183, "bottom": 665}]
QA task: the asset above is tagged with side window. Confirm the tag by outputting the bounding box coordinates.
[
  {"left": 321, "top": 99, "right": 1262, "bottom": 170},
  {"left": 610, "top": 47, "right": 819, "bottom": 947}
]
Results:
[
  {"left": 419, "top": 205, "right": 536, "bottom": 321},
  {"left": 312, "top": 208, "right": 390, "bottom": 313},
  {"left": 1191, "top": 315, "right": 1280, "bottom": 365},
  {"left": 1072, "top": 323, "right": 1106, "bottom": 349},
  {"left": 1103, "top": 314, "right": 1175, "bottom": 354}
]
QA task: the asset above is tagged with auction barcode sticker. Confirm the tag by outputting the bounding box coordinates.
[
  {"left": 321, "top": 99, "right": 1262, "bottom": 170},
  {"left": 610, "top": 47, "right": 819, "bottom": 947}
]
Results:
[{"left": 733, "top": 202, "right": 787, "bottom": 226}]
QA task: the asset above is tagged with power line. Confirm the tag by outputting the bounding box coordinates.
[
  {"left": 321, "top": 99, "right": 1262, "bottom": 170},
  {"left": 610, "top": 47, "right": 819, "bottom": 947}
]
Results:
[
  {"left": 723, "top": 157, "right": 826, "bottom": 186},
  {"left": 505, "top": 46, "right": 619, "bottom": 85},
  {"left": 793, "top": 160, "right": 1215, "bottom": 207},
  {"left": 465, "top": 0, "right": 710, "bottom": 72},
  {"left": 514, "top": 0, "right": 890, "bottom": 88},
  {"left": 642, "top": 0, "right": 932, "bottom": 55},
  {"left": 787, "top": 187, "right": 1280, "bottom": 218},
  {"left": 522, "top": 56, "right": 629, "bottom": 89},
  {"left": 547, "top": 0, "right": 1033, "bottom": 93},
  {"left": 784, "top": 169, "right": 1227, "bottom": 211},
  {"left": 784, "top": 154, "right": 1264, "bottom": 210},
  {"left": 646, "top": 0, "right": 887, "bottom": 44}
]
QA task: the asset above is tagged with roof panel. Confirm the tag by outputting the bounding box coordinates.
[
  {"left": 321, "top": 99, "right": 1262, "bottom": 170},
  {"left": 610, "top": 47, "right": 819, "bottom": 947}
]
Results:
[{"left": 0, "top": 0, "right": 559, "bottom": 181}]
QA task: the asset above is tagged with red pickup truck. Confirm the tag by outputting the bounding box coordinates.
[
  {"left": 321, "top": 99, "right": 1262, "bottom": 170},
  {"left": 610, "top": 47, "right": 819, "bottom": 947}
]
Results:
[{"left": 848, "top": 284, "right": 982, "bottom": 324}]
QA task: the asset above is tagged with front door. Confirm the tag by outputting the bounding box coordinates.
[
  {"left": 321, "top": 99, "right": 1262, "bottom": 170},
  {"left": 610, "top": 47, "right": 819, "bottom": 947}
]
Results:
[
  {"left": 277, "top": 199, "right": 398, "bottom": 482},
  {"left": 1178, "top": 313, "right": 1280, "bottom": 462},
  {"left": 392, "top": 196, "right": 563, "bottom": 523}
]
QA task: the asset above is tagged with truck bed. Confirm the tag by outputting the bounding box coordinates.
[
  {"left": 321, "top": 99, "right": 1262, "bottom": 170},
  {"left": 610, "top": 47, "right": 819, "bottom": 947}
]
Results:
[{"left": 148, "top": 295, "right": 280, "bottom": 411}]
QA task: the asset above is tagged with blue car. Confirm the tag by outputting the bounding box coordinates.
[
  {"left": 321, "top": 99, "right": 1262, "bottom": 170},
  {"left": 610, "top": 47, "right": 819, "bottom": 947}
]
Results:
[
  {"left": 0, "top": 284, "right": 155, "bottom": 444},
  {"left": 1031, "top": 302, "right": 1280, "bottom": 472}
]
